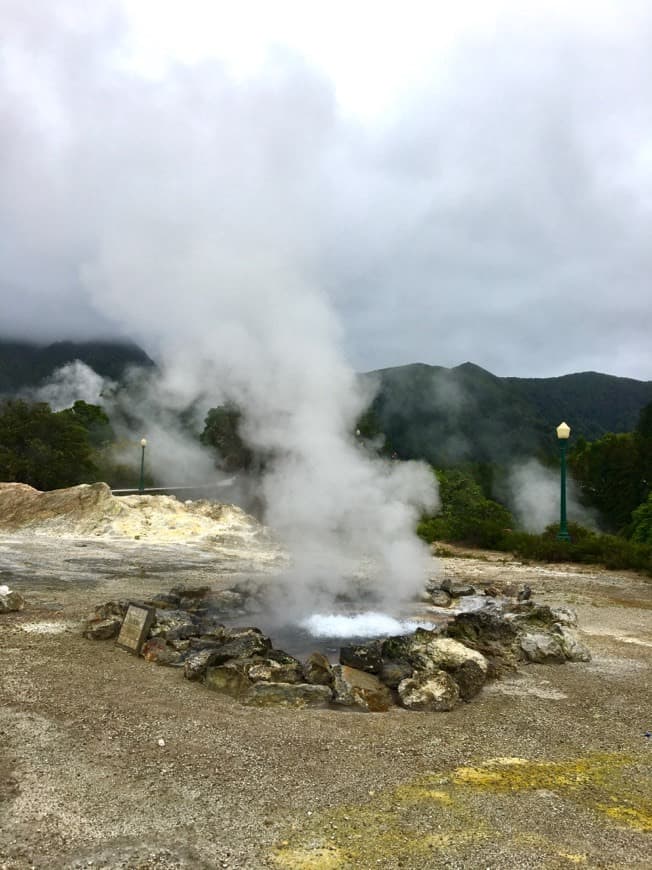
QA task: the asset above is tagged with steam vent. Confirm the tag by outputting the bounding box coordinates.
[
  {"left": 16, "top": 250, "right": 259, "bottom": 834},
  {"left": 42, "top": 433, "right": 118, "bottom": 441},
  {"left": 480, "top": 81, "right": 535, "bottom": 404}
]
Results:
[{"left": 84, "top": 582, "right": 590, "bottom": 713}]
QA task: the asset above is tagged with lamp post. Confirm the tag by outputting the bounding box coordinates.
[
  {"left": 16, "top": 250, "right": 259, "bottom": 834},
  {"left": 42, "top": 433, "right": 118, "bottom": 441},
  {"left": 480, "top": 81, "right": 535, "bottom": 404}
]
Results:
[
  {"left": 138, "top": 438, "right": 147, "bottom": 493},
  {"left": 556, "top": 422, "right": 571, "bottom": 542}
]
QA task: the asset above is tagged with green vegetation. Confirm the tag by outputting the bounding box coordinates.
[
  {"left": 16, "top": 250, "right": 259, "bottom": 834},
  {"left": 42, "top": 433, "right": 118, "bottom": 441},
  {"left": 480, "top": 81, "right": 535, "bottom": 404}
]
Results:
[
  {"left": 200, "top": 404, "right": 257, "bottom": 471},
  {"left": 0, "top": 398, "right": 98, "bottom": 490},
  {"left": 417, "top": 468, "right": 513, "bottom": 548},
  {"left": 1, "top": 349, "right": 650, "bottom": 575},
  {"left": 569, "top": 401, "right": 652, "bottom": 533},
  {"left": 367, "top": 362, "right": 652, "bottom": 467}
]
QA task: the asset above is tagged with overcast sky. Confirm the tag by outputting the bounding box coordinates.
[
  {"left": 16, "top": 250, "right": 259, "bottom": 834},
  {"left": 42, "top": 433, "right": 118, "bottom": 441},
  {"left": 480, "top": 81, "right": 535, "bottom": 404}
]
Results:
[{"left": 1, "top": 0, "right": 651, "bottom": 379}]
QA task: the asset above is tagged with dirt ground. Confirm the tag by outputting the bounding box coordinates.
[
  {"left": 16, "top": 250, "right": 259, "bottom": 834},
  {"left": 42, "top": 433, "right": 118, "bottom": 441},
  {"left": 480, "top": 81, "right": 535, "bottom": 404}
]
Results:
[{"left": 1, "top": 534, "right": 651, "bottom": 869}]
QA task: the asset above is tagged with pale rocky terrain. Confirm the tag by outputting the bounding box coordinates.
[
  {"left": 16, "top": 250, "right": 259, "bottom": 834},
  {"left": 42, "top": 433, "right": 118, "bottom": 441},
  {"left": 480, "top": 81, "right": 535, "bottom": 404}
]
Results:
[{"left": 0, "top": 485, "right": 650, "bottom": 869}]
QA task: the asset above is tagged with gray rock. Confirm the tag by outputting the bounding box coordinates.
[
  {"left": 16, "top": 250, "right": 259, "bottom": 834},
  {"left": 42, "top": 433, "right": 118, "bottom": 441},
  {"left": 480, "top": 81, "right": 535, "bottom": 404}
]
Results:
[
  {"left": 447, "top": 610, "right": 519, "bottom": 675},
  {"left": 204, "top": 590, "right": 246, "bottom": 613},
  {"left": 204, "top": 661, "right": 252, "bottom": 698},
  {"left": 303, "top": 652, "right": 333, "bottom": 686},
  {"left": 379, "top": 658, "right": 413, "bottom": 689},
  {"left": 519, "top": 632, "right": 566, "bottom": 664},
  {"left": 150, "top": 609, "right": 198, "bottom": 641},
  {"left": 92, "top": 600, "right": 129, "bottom": 620},
  {"left": 553, "top": 625, "right": 591, "bottom": 662},
  {"left": 0, "top": 589, "right": 25, "bottom": 613},
  {"left": 83, "top": 617, "right": 121, "bottom": 640},
  {"left": 408, "top": 637, "right": 489, "bottom": 701},
  {"left": 141, "top": 637, "right": 185, "bottom": 666},
  {"left": 184, "top": 648, "right": 225, "bottom": 680},
  {"left": 331, "top": 665, "right": 393, "bottom": 712},
  {"left": 246, "top": 651, "right": 304, "bottom": 684},
  {"left": 398, "top": 670, "right": 460, "bottom": 711},
  {"left": 208, "top": 629, "right": 271, "bottom": 664},
  {"left": 146, "top": 592, "right": 181, "bottom": 610},
  {"left": 550, "top": 606, "right": 578, "bottom": 627},
  {"left": 382, "top": 629, "right": 488, "bottom": 698},
  {"left": 441, "top": 578, "right": 476, "bottom": 597},
  {"left": 241, "top": 682, "right": 332, "bottom": 708},
  {"left": 339, "top": 639, "right": 383, "bottom": 674},
  {"left": 430, "top": 589, "right": 453, "bottom": 608}
]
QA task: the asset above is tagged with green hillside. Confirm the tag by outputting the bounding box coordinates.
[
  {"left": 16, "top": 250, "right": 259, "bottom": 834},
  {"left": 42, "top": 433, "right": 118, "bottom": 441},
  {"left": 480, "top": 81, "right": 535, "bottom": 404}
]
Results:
[
  {"left": 0, "top": 339, "right": 154, "bottom": 394},
  {"left": 366, "top": 362, "right": 652, "bottom": 466}
]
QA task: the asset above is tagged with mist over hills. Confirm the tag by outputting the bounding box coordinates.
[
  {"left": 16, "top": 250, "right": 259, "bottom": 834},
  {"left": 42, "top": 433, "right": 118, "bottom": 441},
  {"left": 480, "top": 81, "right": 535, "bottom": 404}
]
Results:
[
  {"left": 367, "top": 362, "right": 652, "bottom": 466},
  {"left": 1, "top": 339, "right": 650, "bottom": 468},
  {"left": 0, "top": 339, "right": 154, "bottom": 394}
]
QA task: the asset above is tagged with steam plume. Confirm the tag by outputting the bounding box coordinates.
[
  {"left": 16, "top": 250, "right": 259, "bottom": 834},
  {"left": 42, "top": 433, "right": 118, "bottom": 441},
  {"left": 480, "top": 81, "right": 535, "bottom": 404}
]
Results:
[{"left": 3, "top": 4, "right": 438, "bottom": 613}]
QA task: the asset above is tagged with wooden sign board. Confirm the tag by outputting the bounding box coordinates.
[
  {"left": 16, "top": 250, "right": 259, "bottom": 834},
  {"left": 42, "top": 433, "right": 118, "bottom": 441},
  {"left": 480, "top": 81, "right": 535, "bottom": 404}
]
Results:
[{"left": 115, "top": 604, "right": 155, "bottom": 654}]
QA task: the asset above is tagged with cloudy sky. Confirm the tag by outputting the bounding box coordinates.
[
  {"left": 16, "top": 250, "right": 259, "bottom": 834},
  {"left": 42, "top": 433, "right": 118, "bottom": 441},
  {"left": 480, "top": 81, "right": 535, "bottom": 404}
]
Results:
[{"left": 2, "top": 0, "right": 651, "bottom": 379}]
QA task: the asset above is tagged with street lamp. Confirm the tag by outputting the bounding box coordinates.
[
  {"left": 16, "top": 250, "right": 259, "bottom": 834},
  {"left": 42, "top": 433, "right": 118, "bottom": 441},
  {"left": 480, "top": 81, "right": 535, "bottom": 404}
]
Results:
[
  {"left": 556, "top": 422, "right": 571, "bottom": 542},
  {"left": 138, "top": 438, "right": 147, "bottom": 493}
]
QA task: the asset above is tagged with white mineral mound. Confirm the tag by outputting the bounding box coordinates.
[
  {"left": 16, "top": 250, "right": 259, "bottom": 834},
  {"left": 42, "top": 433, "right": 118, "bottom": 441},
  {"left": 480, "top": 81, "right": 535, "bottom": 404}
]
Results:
[{"left": 0, "top": 482, "right": 278, "bottom": 552}]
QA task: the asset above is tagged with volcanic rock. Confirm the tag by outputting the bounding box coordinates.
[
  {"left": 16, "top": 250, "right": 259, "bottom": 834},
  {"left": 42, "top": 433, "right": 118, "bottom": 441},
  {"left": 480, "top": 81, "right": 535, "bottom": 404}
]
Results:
[
  {"left": 246, "top": 651, "right": 304, "bottom": 684},
  {"left": 398, "top": 670, "right": 460, "bottom": 712},
  {"left": 331, "top": 665, "right": 393, "bottom": 712},
  {"left": 83, "top": 616, "right": 122, "bottom": 640},
  {"left": 412, "top": 637, "right": 488, "bottom": 700},
  {"left": 339, "top": 639, "right": 383, "bottom": 674},
  {"left": 549, "top": 606, "right": 578, "bottom": 627},
  {"left": 92, "top": 600, "right": 129, "bottom": 621},
  {"left": 553, "top": 625, "right": 591, "bottom": 662},
  {"left": 141, "top": 637, "right": 185, "bottom": 666},
  {"left": 446, "top": 609, "right": 519, "bottom": 675},
  {"left": 150, "top": 609, "right": 198, "bottom": 641},
  {"left": 430, "top": 589, "right": 453, "bottom": 607},
  {"left": 379, "top": 658, "right": 413, "bottom": 689},
  {"left": 203, "top": 589, "right": 247, "bottom": 613},
  {"left": 303, "top": 652, "right": 333, "bottom": 686},
  {"left": 518, "top": 632, "right": 566, "bottom": 664},
  {"left": 0, "top": 587, "right": 25, "bottom": 613},
  {"left": 441, "top": 578, "right": 476, "bottom": 597},
  {"left": 146, "top": 592, "right": 181, "bottom": 610},
  {"left": 241, "top": 682, "right": 332, "bottom": 708},
  {"left": 208, "top": 628, "right": 271, "bottom": 664},
  {"left": 184, "top": 648, "right": 225, "bottom": 681},
  {"left": 204, "top": 662, "right": 252, "bottom": 698}
]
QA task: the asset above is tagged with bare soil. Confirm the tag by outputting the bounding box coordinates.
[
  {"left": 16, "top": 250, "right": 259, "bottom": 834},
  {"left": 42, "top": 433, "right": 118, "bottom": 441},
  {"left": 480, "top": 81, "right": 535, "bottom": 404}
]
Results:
[{"left": 1, "top": 533, "right": 651, "bottom": 870}]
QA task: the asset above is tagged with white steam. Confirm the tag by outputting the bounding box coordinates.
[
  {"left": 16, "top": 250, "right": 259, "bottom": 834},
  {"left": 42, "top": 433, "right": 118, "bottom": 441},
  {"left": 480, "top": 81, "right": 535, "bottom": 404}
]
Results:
[
  {"left": 300, "top": 612, "right": 436, "bottom": 639},
  {"left": 32, "top": 361, "right": 111, "bottom": 411},
  {"left": 3, "top": 5, "right": 439, "bottom": 612},
  {"left": 507, "top": 458, "right": 596, "bottom": 532}
]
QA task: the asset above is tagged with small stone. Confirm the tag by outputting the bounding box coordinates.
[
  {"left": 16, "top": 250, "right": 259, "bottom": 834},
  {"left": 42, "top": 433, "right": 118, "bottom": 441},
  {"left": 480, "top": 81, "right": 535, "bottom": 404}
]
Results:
[
  {"left": 157, "top": 738, "right": 165, "bottom": 747},
  {"left": 0, "top": 589, "right": 25, "bottom": 613}
]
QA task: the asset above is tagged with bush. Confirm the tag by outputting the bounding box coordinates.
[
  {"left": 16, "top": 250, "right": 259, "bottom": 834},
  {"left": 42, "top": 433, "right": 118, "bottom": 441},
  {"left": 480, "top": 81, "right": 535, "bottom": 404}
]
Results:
[
  {"left": 502, "top": 523, "right": 652, "bottom": 575},
  {"left": 418, "top": 468, "right": 514, "bottom": 549}
]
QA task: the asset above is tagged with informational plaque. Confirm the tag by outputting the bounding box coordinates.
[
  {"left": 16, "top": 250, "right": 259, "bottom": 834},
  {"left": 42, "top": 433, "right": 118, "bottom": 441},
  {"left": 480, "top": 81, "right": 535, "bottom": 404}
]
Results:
[{"left": 115, "top": 604, "right": 155, "bottom": 654}]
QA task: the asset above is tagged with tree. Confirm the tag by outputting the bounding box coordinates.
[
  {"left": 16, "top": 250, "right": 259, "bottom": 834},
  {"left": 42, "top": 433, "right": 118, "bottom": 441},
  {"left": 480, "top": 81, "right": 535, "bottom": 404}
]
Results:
[
  {"left": 200, "top": 404, "right": 256, "bottom": 472},
  {"left": 418, "top": 468, "right": 513, "bottom": 547},
  {"left": 630, "top": 494, "right": 652, "bottom": 546},
  {"left": 59, "top": 400, "right": 114, "bottom": 448},
  {"left": 0, "top": 399, "right": 98, "bottom": 490},
  {"left": 570, "top": 430, "right": 650, "bottom": 532}
]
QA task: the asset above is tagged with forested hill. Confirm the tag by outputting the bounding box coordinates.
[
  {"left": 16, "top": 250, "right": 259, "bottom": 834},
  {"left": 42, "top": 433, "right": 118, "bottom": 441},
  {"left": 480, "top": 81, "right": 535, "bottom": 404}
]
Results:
[
  {"left": 0, "top": 339, "right": 154, "bottom": 394},
  {"left": 367, "top": 362, "right": 652, "bottom": 466}
]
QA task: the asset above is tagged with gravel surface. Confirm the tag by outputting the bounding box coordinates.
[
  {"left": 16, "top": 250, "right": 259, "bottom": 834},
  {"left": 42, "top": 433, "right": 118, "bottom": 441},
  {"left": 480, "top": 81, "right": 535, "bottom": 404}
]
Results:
[{"left": 1, "top": 535, "right": 651, "bottom": 869}]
